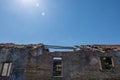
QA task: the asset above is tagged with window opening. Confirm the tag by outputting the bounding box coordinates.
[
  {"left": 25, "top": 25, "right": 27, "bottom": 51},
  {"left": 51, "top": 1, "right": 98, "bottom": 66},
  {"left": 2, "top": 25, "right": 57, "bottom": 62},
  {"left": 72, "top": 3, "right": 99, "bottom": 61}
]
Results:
[
  {"left": 0, "top": 62, "right": 12, "bottom": 77},
  {"left": 100, "top": 57, "right": 114, "bottom": 70},
  {"left": 53, "top": 57, "right": 62, "bottom": 76}
]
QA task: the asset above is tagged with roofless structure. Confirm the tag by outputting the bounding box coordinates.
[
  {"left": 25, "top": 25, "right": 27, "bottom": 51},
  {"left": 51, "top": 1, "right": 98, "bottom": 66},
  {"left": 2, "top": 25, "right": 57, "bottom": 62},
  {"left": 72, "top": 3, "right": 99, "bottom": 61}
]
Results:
[{"left": 0, "top": 43, "right": 120, "bottom": 80}]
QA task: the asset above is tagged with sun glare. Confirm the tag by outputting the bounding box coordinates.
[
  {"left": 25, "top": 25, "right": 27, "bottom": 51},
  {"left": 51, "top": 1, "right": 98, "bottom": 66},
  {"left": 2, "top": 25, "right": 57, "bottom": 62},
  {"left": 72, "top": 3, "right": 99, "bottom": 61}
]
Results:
[
  {"left": 21, "top": 0, "right": 39, "bottom": 7},
  {"left": 13, "top": 0, "right": 46, "bottom": 16},
  {"left": 22, "top": 0, "right": 33, "bottom": 3}
]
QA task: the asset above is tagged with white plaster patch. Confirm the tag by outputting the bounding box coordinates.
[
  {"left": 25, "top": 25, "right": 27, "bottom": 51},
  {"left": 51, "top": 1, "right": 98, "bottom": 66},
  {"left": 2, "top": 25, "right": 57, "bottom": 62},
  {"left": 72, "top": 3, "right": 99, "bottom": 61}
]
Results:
[{"left": 90, "top": 57, "right": 98, "bottom": 65}]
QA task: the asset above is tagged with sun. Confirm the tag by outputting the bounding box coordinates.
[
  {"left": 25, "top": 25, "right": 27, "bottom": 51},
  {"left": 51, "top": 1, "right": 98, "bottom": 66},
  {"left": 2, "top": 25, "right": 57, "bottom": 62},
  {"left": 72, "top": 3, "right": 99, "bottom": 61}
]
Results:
[
  {"left": 22, "top": 0, "right": 33, "bottom": 3},
  {"left": 21, "top": 0, "right": 39, "bottom": 7},
  {"left": 19, "top": 0, "right": 46, "bottom": 16},
  {"left": 22, "top": 0, "right": 34, "bottom": 5}
]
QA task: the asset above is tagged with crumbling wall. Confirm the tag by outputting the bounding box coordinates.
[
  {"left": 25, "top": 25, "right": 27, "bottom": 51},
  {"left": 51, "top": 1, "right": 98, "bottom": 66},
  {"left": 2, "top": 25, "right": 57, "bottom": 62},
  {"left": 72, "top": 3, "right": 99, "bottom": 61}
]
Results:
[
  {"left": 0, "top": 44, "right": 29, "bottom": 80},
  {"left": 69, "top": 50, "right": 120, "bottom": 80},
  {"left": 23, "top": 47, "right": 52, "bottom": 80},
  {"left": 24, "top": 46, "right": 120, "bottom": 80},
  {"left": 0, "top": 44, "right": 120, "bottom": 80}
]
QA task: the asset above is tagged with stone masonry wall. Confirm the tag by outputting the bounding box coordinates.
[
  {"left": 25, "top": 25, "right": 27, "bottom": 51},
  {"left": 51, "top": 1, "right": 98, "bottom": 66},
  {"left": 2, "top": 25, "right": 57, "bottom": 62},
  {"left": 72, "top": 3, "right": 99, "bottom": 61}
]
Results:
[
  {"left": 24, "top": 49, "right": 120, "bottom": 80},
  {"left": 0, "top": 45, "right": 29, "bottom": 80},
  {"left": 0, "top": 44, "right": 120, "bottom": 80}
]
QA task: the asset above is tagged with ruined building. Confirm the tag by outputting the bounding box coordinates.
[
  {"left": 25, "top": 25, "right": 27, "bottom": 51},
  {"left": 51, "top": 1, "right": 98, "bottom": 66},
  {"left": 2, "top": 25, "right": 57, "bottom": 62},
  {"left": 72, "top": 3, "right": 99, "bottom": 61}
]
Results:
[{"left": 0, "top": 43, "right": 120, "bottom": 80}]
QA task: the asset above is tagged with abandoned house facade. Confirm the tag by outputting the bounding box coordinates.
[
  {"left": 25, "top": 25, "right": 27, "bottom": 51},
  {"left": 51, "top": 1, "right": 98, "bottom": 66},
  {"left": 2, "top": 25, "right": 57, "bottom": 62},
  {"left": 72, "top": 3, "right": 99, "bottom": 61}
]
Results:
[{"left": 0, "top": 43, "right": 120, "bottom": 80}]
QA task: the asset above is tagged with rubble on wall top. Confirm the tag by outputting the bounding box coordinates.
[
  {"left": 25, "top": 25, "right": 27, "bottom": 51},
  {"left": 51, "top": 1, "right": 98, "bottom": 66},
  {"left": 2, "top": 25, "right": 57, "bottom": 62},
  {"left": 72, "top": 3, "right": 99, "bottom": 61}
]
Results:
[
  {"left": 0, "top": 43, "right": 120, "bottom": 52},
  {"left": 79, "top": 45, "right": 120, "bottom": 52},
  {"left": 0, "top": 43, "right": 44, "bottom": 49}
]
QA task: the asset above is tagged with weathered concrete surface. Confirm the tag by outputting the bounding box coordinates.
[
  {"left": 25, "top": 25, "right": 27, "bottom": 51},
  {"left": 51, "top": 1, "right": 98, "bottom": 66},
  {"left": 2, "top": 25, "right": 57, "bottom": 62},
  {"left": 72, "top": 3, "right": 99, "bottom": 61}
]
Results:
[{"left": 0, "top": 44, "right": 120, "bottom": 80}]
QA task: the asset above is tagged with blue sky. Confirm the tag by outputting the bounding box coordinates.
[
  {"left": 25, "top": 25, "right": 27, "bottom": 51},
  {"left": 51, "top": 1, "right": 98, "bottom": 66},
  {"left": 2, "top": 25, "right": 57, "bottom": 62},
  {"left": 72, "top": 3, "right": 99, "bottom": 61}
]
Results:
[{"left": 0, "top": 0, "right": 120, "bottom": 46}]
